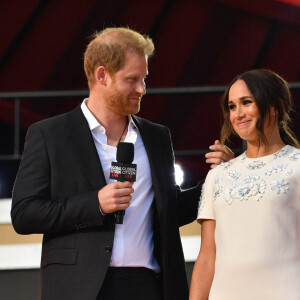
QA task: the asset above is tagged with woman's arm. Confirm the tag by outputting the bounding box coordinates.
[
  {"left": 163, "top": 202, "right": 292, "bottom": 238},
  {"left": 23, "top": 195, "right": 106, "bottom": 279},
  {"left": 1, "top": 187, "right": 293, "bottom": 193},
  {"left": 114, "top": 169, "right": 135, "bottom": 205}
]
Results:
[{"left": 189, "top": 219, "right": 216, "bottom": 300}]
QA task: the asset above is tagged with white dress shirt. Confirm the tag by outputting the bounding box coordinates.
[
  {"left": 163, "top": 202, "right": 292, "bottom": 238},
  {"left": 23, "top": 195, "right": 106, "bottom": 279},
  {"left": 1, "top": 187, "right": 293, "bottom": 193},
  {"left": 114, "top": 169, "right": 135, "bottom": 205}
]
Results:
[{"left": 81, "top": 99, "right": 160, "bottom": 272}]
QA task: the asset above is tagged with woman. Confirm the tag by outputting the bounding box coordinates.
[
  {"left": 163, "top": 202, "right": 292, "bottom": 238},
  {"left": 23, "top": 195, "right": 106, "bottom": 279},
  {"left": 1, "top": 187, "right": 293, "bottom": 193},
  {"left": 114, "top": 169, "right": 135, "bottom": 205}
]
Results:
[{"left": 189, "top": 69, "right": 300, "bottom": 300}]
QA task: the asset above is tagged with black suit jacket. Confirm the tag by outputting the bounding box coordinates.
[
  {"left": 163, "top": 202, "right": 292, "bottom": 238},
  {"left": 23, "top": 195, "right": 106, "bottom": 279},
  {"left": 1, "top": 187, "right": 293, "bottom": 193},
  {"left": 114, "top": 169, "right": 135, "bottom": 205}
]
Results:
[{"left": 11, "top": 105, "right": 202, "bottom": 300}]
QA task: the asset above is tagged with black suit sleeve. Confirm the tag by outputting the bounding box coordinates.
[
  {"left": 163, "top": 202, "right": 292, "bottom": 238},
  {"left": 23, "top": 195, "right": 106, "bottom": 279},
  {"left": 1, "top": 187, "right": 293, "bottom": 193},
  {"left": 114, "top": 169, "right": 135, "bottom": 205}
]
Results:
[
  {"left": 176, "top": 181, "right": 203, "bottom": 226},
  {"left": 162, "top": 127, "right": 203, "bottom": 227},
  {"left": 11, "top": 123, "right": 104, "bottom": 235}
]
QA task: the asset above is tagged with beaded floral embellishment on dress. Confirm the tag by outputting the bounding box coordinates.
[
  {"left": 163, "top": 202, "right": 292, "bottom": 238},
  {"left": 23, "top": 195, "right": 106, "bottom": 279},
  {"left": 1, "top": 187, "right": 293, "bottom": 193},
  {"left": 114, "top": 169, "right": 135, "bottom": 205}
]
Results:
[
  {"left": 227, "top": 170, "right": 241, "bottom": 181},
  {"left": 249, "top": 180, "right": 267, "bottom": 200},
  {"left": 220, "top": 159, "right": 235, "bottom": 170},
  {"left": 239, "top": 152, "right": 247, "bottom": 162},
  {"left": 215, "top": 178, "right": 222, "bottom": 184},
  {"left": 237, "top": 184, "right": 252, "bottom": 200},
  {"left": 273, "top": 147, "right": 290, "bottom": 159},
  {"left": 225, "top": 185, "right": 237, "bottom": 204},
  {"left": 264, "top": 163, "right": 287, "bottom": 176},
  {"left": 242, "top": 174, "right": 260, "bottom": 184},
  {"left": 224, "top": 173, "right": 267, "bottom": 204},
  {"left": 271, "top": 179, "right": 289, "bottom": 194},
  {"left": 198, "top": 146, "right": 298, "bottom": 213},
  {"left": 288, "top": 152, "right": 300, "bottom": 161},
  {"left": 213, "top": 186, "right": 223, "bottom": 201},
  {"left": 246, "top": 160, "right": 266, "bottom": 170}
]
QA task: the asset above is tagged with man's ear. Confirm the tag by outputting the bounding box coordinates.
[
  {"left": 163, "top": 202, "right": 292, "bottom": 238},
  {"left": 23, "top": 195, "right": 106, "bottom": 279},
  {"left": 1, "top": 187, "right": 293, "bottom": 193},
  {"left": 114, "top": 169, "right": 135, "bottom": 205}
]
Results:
[{"left": 95, "top": 66, "right": 107, "bottom": 85}]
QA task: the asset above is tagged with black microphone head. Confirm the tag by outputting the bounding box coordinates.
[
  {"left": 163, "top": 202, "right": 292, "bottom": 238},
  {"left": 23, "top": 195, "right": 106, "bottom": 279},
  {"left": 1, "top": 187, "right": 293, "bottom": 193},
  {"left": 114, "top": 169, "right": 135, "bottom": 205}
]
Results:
[{"left": 117, "top": 142, "right": 134, "bottom": 164}]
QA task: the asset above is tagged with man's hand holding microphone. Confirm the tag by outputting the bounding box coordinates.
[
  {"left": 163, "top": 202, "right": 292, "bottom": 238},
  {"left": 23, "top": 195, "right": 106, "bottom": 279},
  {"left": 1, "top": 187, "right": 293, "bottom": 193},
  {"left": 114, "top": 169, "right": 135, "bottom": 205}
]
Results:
[
  {"left": 98, "top": 181, "right": 134, "bottom": 214},
  {"left": 98, "top": 142, "right": 137, "bottom": 224}
]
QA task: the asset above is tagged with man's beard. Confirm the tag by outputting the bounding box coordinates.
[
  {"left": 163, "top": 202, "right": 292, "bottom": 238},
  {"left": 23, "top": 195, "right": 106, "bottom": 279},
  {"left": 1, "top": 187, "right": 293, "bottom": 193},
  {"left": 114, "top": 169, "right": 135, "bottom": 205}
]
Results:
[{"left": 104, "top": 85, "right": 141, "bottom": 116}]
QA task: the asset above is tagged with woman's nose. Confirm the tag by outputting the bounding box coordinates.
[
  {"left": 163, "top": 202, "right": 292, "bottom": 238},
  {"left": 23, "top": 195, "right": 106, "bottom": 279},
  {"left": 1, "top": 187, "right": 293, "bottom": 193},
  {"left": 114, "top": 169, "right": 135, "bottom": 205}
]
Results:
[{"left": 235, "top": 105, "right": 244, "bottom": 118}]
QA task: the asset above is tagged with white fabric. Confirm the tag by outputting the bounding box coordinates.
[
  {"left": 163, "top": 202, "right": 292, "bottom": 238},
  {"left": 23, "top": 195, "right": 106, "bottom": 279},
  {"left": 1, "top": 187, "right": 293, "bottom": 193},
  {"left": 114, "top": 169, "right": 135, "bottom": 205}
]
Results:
[
  {"left": 198, "top": 145, "right": 300, "bottom": 300},
  {"left": 81, "top": 99, "right": 160, "bottom": 272}
]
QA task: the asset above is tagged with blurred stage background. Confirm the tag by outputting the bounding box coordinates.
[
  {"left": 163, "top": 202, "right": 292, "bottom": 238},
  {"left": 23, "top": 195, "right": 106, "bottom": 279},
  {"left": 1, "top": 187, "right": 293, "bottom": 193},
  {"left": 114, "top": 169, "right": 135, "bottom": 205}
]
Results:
[{"left": 0, "top": 0, "right": 300, "bottom": 299}]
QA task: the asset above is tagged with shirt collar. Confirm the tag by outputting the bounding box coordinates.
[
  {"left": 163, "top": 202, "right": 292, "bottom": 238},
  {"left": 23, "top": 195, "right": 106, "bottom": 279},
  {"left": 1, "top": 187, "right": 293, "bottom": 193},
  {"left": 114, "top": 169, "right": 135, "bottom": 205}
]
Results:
[
  {"left": 81, "top": 98, "right": 139, "bottom": 134},
  {"left": 81, "top": 98, "right": 101, "bottom": 131}
]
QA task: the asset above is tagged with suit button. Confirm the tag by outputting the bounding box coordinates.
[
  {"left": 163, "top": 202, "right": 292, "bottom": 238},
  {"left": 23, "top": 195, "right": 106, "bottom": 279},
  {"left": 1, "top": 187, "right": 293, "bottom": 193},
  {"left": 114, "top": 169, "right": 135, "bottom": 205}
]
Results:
[{"left": 105, "top": 246, "right": 112, "bottom": 253}]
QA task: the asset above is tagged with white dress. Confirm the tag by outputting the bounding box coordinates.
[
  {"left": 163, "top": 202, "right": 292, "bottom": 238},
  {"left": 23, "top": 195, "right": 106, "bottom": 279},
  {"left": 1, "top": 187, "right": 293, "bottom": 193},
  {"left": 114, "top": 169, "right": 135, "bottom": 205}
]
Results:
[{"left": 197, "top": 145, "right": 300, "bottom": 300}]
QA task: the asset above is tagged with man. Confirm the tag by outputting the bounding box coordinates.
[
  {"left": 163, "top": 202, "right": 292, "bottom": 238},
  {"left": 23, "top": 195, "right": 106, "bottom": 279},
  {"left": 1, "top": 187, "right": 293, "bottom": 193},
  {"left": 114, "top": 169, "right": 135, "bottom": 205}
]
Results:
[{"left": 11, "top": 28, "right": 233, "bottom": 300}]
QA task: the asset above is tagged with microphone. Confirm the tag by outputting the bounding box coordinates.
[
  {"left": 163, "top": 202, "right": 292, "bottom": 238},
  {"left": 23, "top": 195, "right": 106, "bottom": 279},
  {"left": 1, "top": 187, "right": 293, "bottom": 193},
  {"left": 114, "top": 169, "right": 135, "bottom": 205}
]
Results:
[{"left": 110, "top": 142, "right": 137, "bottom": 224}]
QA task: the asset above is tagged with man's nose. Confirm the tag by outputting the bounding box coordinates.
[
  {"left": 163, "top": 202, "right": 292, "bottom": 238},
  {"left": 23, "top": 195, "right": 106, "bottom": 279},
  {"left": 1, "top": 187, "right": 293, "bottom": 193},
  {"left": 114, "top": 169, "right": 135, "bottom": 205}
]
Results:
[{"left": 136, "top": 81, "right": 146, "bottom": 95}]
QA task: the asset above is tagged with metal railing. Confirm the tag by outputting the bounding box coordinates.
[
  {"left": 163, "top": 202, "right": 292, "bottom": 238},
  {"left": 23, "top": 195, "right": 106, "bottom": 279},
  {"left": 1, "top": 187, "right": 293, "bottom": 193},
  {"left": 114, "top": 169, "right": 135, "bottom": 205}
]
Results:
[{"left": 1, "top": 83, "right": 300, "bottom": 160}]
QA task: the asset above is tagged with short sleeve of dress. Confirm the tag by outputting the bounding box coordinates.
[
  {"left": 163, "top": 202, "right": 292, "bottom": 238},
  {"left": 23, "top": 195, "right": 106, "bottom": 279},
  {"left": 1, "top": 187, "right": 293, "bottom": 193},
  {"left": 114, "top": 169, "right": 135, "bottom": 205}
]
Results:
[{"left": 197, "top": 168, "right": 216, "bottom": 220}]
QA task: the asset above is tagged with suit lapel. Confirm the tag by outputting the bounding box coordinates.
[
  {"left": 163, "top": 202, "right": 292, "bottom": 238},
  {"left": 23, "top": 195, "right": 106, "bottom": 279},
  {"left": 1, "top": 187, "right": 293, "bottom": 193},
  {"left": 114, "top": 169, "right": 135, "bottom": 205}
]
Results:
[
  {"left": 132, "top": 115, "right": 168, "bottom": 215},
  {"left": 67, "top": 106, "right": 107, "bottom": 190}
]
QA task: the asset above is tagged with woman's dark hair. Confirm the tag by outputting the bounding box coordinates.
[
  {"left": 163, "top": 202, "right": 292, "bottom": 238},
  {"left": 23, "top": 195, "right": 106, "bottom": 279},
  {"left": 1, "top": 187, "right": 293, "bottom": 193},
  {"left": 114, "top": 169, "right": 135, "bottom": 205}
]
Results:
[{"left": 220, "top": 69, "right": 299, "bottom": 148}]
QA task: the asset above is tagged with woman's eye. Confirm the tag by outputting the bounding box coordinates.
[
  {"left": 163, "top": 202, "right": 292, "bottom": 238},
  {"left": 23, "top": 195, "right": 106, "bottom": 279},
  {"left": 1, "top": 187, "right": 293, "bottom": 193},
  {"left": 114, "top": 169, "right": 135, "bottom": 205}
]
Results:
[
  {"left": 243, "top": 100, "right": 252, "bottom": 105},
  {"left": 228, "top": 104, "right": 235, "bottom": 110}
]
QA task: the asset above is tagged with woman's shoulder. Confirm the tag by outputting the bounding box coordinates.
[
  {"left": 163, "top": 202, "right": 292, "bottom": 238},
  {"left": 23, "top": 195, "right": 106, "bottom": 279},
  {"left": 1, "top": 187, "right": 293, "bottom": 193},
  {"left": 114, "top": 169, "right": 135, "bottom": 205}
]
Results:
[
  {"left": 271, "top": 145, "right": 300, "bottom": 167},
  {"left": 204, "top": 154, "right": 243, "bottom": 185},
  {"left": 285, "top": 145, "right": 300, "bottom": 159}
]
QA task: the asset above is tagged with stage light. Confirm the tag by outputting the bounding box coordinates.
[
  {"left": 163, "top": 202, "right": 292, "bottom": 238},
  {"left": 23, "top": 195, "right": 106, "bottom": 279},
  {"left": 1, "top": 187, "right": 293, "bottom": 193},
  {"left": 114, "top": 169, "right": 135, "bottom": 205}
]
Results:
[{"left": 174, "top": 163, "right": 184, "bottom": 186}]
